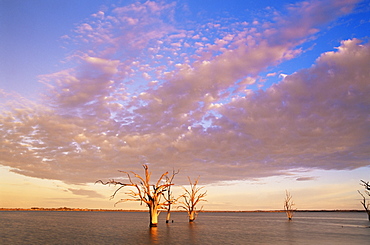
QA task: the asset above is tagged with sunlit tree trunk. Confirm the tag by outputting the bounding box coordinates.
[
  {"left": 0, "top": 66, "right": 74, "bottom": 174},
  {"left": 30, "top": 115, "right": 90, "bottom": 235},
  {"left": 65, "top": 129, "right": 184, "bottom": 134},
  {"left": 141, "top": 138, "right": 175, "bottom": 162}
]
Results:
[
  {"left": 149, "top": 203, "right": 159, "bottom": 227},
  {"left": 189, "top": 210, "right": 196, "bottom": 222}
]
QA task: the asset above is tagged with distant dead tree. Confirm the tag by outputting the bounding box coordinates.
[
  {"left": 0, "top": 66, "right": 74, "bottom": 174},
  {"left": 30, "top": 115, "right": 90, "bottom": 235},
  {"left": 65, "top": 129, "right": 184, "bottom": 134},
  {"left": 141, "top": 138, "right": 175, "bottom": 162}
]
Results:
[
  {"left": 358, "top": 180, "right": 370, "bottom": 221},
  {"left": 284, "top": 190, "right": 296, "bottom": 220},
  {"left": 165, "top": 169, "right": 179, "bottom": 224},
  {"left": 96, "top": 164, "right": 177, "bottom": 227},
  {"left": 179, "top": 177, "right": 207, "bottom": 222},
  {"left": 361, "top": 180, "right": 370, "bottom": 191}
]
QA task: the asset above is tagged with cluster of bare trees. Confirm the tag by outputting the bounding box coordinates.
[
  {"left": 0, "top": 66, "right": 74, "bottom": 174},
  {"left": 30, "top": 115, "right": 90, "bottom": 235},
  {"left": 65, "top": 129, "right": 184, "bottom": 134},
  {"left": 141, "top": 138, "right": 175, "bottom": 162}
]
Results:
[
  {"left": 96, "top": 164, "right": 207, "bottom": 227},
  {"left": 97, "top": 165, "right": 370, "bottom": 226}
]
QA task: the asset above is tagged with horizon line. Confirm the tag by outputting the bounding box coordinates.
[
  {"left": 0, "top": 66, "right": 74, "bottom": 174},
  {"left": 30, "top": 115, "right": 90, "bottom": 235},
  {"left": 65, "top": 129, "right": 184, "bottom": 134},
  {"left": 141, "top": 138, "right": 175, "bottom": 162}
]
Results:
[{"left": 0, "top": 207, "right": 366, "bottom": 213}]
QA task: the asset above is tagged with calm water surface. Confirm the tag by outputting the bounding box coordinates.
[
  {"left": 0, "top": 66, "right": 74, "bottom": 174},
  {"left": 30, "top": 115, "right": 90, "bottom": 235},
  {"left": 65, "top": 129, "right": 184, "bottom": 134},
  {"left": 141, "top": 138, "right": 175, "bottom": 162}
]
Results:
[{"left": 1, "top": 211, "right": 369, "bottom": 244}]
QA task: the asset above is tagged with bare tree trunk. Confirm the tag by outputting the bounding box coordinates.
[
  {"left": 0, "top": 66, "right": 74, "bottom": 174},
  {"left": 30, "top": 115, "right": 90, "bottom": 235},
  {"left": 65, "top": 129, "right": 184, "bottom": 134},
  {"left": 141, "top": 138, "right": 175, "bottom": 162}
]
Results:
[
  {"left": 165, "top": 169, "right": 179, "bottom": 224},
  {"left": 286, "top": 210, "right": 293, "bottom": 220},
  {"left": 367, "top": 211, "right": 370, "bottom": 221},
  {"left": 166, "top": 208, "right": 171, "bottom": 223},
  {"left": 189, "top": 210, "right": 196, "bottom": 222},
  {"left": 149, "top": 205, "right": 159, "bottom": 227}
]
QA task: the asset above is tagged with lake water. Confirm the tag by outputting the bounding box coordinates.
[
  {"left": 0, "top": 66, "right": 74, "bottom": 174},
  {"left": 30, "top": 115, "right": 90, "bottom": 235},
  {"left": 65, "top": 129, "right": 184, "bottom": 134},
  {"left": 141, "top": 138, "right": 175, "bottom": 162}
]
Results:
[{"left": 1, "top": 211, "right": 369, "bottom": 244}]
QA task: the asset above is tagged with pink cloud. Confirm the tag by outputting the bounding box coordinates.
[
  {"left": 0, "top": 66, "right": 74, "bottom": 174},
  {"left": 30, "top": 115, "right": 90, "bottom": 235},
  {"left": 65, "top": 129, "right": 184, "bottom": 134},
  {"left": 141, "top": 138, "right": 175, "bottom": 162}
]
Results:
[
  {"left": 273, "top": 0, "right": 360, "bottom": 42},
  {"left": 0, "top": 1, "right": 367, "bottom": 185}
]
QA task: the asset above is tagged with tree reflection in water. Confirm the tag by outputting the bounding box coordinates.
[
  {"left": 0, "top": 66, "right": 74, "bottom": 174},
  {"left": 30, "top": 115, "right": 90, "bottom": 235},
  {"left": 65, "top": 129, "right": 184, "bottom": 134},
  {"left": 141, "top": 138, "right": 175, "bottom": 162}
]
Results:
[
  {"left": 188, "top": 221, "right": 198, "bottom": 244},
  {"left": 149, "top": 227, "right": 158, "bottom": 245}
]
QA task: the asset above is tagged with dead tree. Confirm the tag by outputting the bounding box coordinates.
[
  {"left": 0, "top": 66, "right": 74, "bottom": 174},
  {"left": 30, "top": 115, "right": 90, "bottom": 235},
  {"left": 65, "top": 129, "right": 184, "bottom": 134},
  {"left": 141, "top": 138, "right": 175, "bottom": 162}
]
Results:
[
  {"left": 361, "top": 180, "right": 370, "bottom": 191},
  {"left": 96, "top": 164, "right": 177, "bottom": 227},
  {"left": 165, "top": 169, "right": 179, "bottom": 223},
  {"left": 358, "top": 180, "right": 370, "bottom": 221},
  {"left": 179, "top": 177, "right": 207, "bottom": 222},
  {"left": 284, "top": 190, "right": 296, "bottom": 220}
]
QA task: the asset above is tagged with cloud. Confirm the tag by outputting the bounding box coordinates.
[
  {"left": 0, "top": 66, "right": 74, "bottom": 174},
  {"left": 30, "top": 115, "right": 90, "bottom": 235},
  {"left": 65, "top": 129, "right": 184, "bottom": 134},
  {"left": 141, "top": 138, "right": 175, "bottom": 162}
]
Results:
[
  {"left": 212, "top": 38, "right": 370, "bottom": 176},
  {"left": 67, "top": 188, "right": 105, "bottom": 199},
  {"left": 272, "top": 0, "right": 359, "bottom": 42},
  {"left": 296, "top": 177, "right": 316, "bottom": 181},
  {"left": 0, "top": 1, "right": 368, "bottom": 185}
]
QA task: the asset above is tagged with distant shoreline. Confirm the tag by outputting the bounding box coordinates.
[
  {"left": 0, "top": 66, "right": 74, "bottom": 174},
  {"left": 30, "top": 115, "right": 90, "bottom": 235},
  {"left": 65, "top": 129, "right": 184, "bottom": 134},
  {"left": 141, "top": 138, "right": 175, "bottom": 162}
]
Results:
[{"left": 0, "top": 207, "right": 365, "bottom": 213}]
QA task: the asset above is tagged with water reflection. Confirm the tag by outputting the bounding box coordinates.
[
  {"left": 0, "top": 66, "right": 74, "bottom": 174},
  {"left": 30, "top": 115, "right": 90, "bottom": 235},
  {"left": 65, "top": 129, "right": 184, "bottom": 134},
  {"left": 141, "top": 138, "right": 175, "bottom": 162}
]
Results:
[
  {"left": 147, "top": 221, "right": 199, "bottom": 244},
  {"left": 188, "top": 221, "right": 198, "bottom": 244},
  {"left": 283, "top": 220, "right": 295, "bottom": 245},
  {"left": 148, "top": 227, "right": 158, "bottom": 245}
]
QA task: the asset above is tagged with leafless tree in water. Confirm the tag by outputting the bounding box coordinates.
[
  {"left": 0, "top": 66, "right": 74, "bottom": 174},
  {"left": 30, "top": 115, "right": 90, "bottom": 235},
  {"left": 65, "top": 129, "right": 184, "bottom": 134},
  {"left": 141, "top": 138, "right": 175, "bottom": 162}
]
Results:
[
  {"left": 358, "top": 180, "right": 370, "bottom": 221},
  {"left": 179, "top": 177, "right": 207, "bottom": 222},
  {"left": 284, "top": 190, "right": 296, "bottom": 221},
  {"left": 96, "top": 164, "right": 177, "bottom": 227}
]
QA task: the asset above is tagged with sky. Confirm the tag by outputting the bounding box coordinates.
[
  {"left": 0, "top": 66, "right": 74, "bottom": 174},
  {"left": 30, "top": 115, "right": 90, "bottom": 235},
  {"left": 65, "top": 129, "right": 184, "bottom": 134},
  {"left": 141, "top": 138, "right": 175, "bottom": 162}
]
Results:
[{"left": 0, "top": 0, "right": 369, "bottom": 211}]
